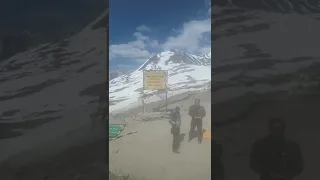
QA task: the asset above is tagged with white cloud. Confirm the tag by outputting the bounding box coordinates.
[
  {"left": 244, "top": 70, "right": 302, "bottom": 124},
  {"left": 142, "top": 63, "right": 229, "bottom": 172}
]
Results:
[
  {"left": 133, "top": 32, "right": 149, "bottom": 41},
  {"left": 109, "top": 32, "right": 153, "bottom": 61},
  {"left": 110, "top": 7, "right": 211, "bottom": 63},
  {"left": 109, "top": 44, "right": 151, "bottom": 59},
  {"left": 136, "top": 25, "right": 152, "bottom": 32},
  {"left": 149, "top": 39, "right": 160, "bottom": 49},
  {"left": 110, "top": 64, "right": 139, "bottom": 72},
  {"left": 162, "top": 19, "right": 211, "bottom": 54},
  {"left": 203, "top": 0, "right": 211, "bottom": 15},
  {"left": 199, "top": 47, "right": 211, "bottom": 55},
  {"left": 109, "top": 30, "right": 161, "bottom": 62}
]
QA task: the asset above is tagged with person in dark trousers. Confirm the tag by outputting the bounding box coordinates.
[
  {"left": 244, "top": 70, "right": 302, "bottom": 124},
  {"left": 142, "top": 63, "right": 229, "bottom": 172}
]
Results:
[
  {"left": 213, "top": 140, "right": 225, "bottom": 180},
  {"left": 170, "top": 106, "right": 181, "bottom": 153},
  {"left": 188, "top": 99, "right": 206, "bottom": 144},
  {"left": 250, "top": 118, "right": 304, "bottom": 180}
]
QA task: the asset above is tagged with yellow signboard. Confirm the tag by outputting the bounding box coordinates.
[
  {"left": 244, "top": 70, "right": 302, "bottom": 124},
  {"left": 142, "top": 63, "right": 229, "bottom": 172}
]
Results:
[{"left": 143, "top": 71, "right": 167, "bottom": 90}]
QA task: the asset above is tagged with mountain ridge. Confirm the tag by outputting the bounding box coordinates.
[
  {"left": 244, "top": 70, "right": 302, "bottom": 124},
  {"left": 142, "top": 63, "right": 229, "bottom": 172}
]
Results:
[
  {"left": 137, "top": 50, "right": 211, "bottom": 71},
  {"left": 109, "top": 50, "right": 211, "bottom": 112}
]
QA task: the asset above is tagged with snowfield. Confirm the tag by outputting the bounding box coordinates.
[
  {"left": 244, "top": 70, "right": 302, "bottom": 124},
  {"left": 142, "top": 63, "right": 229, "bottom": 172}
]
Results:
[{"left": 109, "top": 50, "right": 211, "bottom": 112}]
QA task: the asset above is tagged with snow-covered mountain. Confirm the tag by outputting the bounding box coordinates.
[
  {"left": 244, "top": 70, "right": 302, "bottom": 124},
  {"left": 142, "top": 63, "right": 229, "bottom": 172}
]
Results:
[
  {"left": 0, "top": 5, "right": 210, "bottom": 143},
  {"left": 109, "top": 50, "right": 211, "bottom": 112},
  {"left": 138, "top": 50, "right": 211, "bottom": 69},
  {"left": 0, "top": 9, "right": 108, "bottom": 145}
]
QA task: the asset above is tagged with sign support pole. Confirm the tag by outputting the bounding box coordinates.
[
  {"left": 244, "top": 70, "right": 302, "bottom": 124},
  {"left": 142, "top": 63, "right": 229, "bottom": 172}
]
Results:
[
  {"left": 142, "top": 70, "right": 145, "bottom": 113},
  {"left": 165, "top": 90, "right": 168, "bottom": 112},
  {"left": 165, "top": 70, "right": 168, "bottom": 112},
  {"left": 142, "top": 94, "right": 145, "bottom": 113}
]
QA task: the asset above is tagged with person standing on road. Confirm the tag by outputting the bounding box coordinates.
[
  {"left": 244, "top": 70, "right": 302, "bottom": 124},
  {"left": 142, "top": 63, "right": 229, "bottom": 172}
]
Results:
[
  {"left": 250, "top": 118, "right": 304, "bottom": 180},
  {"left": 188, "top": 99, "right": 206, "bottom": 144},
  {"left": 170, "top": 106, "right": 181, "bottom": 153}
]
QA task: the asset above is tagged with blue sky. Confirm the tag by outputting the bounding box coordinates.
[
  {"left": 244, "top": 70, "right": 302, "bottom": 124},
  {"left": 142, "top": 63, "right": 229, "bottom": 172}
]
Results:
[{"left": 109, "top": 0, "right": 211, "bottom": 71}]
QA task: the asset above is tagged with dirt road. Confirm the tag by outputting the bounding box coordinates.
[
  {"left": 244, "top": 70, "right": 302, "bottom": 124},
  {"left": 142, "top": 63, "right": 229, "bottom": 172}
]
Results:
[
  {"left": 0, "top": 91, "right": 210, "bottom": 180},
  {"left": 109, "top": 91, "right": 211, "bottom": 180}
]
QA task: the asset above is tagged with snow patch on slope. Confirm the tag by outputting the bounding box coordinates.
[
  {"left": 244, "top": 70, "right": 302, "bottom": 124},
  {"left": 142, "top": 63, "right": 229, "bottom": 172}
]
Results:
[{"left": 109, "top": 51, "right": 211, "bottom": 112}]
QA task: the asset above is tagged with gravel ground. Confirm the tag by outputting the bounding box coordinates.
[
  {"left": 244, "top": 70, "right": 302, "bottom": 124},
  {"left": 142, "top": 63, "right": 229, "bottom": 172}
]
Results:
[
  {"left": 109, "top": 91, "right": 211, "bottom": 180},
  {"left": 0, "top": 91, "right": 209, "bottom": 180}
]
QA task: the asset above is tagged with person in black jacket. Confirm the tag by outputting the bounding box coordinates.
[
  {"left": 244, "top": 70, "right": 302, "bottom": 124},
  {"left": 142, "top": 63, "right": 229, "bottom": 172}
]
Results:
[
  {"left": 250, "top": 118, "right": 304, "bottom": 180},
  {"left": 188, "top": 99, "right": 206, "bottom": 143},
  {"left": 170, "top": 106, "right": 181, "bottom": 153},
  {"left": 213, "top": 140, "right": 225, "bottom": 180}
]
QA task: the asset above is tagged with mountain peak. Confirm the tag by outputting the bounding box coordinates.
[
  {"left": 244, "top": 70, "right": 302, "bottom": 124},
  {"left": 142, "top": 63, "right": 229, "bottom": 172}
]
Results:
[
  {"left": 109, "top": 49, "right": 211, "bottom": 111},
  {"left": 137, "top": 50, "right": 211, "bottom": 71}
]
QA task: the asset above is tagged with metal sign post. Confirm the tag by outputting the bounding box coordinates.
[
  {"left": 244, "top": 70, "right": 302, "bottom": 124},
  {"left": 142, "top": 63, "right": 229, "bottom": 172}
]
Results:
[
  {"left": 142, "top": 71, "right": 145, "bottom": 113},
  {"left": 165, "top": 90, "right": 168, "bottom": 112},
  {"left": 165, "top": 71, "right": 168, "bottom": 112},
  {"left": 142, "top": 96, "right": 145, "bottom": 113}
]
